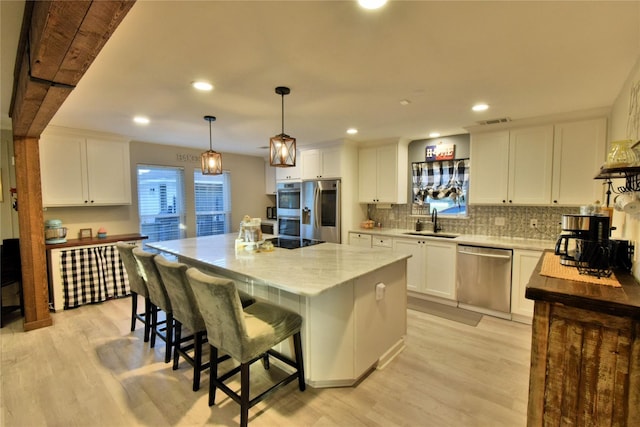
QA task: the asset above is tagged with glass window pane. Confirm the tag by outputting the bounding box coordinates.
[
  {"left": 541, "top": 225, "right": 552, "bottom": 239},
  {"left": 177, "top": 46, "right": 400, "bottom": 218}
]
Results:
[
  {"left": 194, "top": 170, "right": 231, "bottom": 236},
  {"left": 137, "top": 165, "right": 186, "bottom": 242}
]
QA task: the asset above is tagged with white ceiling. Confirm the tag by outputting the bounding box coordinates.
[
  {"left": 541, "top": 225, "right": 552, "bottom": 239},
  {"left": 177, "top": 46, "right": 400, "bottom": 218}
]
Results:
[{"left": 2, "top": 1, "right": 640, "bottom": 156}]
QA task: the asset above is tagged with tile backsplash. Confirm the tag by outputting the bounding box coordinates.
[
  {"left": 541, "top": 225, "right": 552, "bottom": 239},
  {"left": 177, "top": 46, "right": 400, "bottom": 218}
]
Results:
[{"left": 367, "top": 204, "right": 580, "bottom": 241}]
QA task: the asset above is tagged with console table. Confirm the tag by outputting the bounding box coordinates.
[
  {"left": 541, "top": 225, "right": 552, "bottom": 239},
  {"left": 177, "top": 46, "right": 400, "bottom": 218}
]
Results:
[
  {"left": 525, "top": 251, "right": 640, "bottom": 426},
  {"left": 46, "top": 234, "right": 147, "bottom": 311}
]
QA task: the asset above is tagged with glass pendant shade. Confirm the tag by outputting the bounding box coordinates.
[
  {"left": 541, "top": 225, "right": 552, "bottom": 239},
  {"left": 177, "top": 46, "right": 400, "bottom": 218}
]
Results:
[
  {"left": 270, "top": 134, "right": 296, "bottom": 167},
  {"left": 201, "top": 149, "right": 222, "bottom": 175},
  {"left": 270, "top": 86, "right": 296, "bottom": 167},
  {"left": 202, "top": 115, "right": 222, "bottom": 175}
]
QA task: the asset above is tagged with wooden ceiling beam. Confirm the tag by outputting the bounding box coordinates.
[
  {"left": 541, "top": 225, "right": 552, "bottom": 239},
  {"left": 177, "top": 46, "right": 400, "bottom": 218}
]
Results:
[{"left": 10, "top": 0, "right": 135, "bottom": 137}]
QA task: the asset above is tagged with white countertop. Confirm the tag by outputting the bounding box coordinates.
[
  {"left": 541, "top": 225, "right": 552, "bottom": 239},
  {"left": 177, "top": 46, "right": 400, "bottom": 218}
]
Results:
[
  {"left": 145, "top": 233, "right": 410, "bottom": 297},
  {"left": 349, "top": 228, "right": 555, "bottom": 251}
]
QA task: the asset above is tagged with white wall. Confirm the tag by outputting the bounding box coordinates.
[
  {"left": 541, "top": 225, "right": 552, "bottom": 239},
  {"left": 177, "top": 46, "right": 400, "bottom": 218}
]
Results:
[
  {"left": 41, "top": 139, "right": 273, "bottom": 239},
  {"left": 609, "top": 54, "right": 640, "bottom": 279}
]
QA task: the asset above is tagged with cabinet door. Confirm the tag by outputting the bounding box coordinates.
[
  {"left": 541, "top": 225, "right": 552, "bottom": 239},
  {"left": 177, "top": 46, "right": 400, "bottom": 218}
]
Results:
[
  {"left": 275, "top": 150, "right": 301, "bottom": 181},
  {"left": 86, "top": 138, "right": 131, "bottom": 205},
  {"left": 348, "top": 232, "right": 372, "bottom": 248},
  {"left": 424, "top": 241, "right": 457, "bottom": 300},
  {"left": 320, "top": 147, "right": 341, "bottom": 179},
  {"left": 358, "top": 147, "right": 378, "bottom": 202},
  {"left": 552, "top": 118, "right": 606, "bottom": 205},
  {"left": 40, "top": 133, "right": 88, "bottom": 206},
  {"left": 301, "top": 149, "right": 321, "bottom": 180},
  {"left": 375, "top": 145, "right": 399, "bottom": 203},
  {"left": 469, "top": 131, "right": 510, "bottom": 204},
  {"left": 392, "top": 238, "right": 424, "bottom": 293},
  {"left": 511, "top": 249, "right": 542, "bottom": 323},
  {"left": 508, "top": 125, "right": 554, "bottom": 204}
]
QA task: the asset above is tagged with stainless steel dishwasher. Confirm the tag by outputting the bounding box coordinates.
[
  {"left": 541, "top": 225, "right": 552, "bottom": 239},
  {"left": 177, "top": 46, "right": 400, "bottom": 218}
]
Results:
[{"left": 456, "top": 245, "right": 512, "bottom": 319}]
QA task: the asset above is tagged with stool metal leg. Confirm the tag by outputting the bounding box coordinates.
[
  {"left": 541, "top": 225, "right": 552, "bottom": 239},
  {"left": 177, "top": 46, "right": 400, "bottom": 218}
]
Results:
[
  {"left": 293, "top": 332, "right": 306, "bottom": 391},
  {"left": 240, "top": 362, "right": 250, "bottom": 427},
  {"left": 209, "top": 345, "right": 218, "bottom": 407},
  {"left": 173, "top": 322, "right": 182, "bottom": 370},
  {"left": 130, "top": 292, "right": 138, "bottom": 332}
]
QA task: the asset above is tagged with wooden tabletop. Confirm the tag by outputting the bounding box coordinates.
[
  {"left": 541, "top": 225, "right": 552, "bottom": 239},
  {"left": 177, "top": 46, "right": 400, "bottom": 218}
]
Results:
[
  {"left": 525, "top": 250, "right": 640, "bottom": 319},
  {"left": 45, "top": 233, "right": 147, "bottom": 250}
]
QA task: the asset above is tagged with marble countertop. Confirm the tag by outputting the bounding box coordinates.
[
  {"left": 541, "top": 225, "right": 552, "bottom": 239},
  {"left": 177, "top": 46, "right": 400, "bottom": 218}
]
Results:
[
  {"left": 349, "top": 228, "right": 555, "bottom": 251},
  {"left": 145, "top": 233, "right": 410, "bottom": 297}
]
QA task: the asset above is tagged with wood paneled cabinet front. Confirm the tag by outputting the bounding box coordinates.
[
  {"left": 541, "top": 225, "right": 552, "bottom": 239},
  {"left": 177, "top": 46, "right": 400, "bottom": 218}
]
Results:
[{"left": 40, "top": 128, "right": 131, "bottom": 207}]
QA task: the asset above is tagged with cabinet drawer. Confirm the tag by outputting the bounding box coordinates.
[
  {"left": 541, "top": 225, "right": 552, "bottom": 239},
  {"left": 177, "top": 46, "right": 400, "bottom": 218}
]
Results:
[{"left": 372, "top": 236, "right": 393, "bottom": 249}]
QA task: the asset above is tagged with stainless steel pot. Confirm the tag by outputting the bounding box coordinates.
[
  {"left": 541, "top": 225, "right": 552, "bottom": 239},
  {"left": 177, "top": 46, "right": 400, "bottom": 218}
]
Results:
[{"left": 561, "top": 214, "right": 593, "bottom": 231}]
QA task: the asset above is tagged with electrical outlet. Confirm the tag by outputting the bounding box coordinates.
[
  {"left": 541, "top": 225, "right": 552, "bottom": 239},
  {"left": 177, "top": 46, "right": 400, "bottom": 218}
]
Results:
[
  {"left": 495, "top": 217, "right": 505, "bottom": 226},
  {"left": 530, "top": 219, "right": 538, "bottom": 228}
]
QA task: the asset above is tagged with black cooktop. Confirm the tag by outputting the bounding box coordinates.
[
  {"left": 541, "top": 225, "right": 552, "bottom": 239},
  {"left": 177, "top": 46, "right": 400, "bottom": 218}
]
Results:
[{"left": 267, "top": 237, "right": 325, "bottom": 250}]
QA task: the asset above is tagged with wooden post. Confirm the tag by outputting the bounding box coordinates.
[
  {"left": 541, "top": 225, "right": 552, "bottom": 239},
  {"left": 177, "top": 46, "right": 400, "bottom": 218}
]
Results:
[{"left": 13, "top": 136, "right": 52, "bottom": 331}]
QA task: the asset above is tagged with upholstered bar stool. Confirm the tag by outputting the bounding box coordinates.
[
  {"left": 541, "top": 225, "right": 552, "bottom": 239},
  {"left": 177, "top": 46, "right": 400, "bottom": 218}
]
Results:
[
  {"left": 133, "top": 247, "right": 174, "bottom": 363},
  {"left": 116, "top": 242, "right": 151, "bottom": 341},
  {"left": 186, "top": 267, "right": 305, "bottom": 427},
  {"left": 154, "top": 255, "right": 257, "bottom": 391}
]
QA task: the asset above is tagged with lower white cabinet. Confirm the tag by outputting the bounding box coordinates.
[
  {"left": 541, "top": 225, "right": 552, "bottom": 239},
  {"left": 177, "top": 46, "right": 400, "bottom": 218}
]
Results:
[
  {"left": 392, "top": 238, "right": 457, "bottom": 299},
  {"left": 510, "top": 249, "right": 543, "bottom": 324},
  {"left": 348, "top": 232, "right": 372, "bottom": 248}
]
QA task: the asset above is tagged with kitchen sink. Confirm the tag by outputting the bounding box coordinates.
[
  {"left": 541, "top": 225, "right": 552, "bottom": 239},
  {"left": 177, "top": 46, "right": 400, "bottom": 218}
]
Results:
[{"left": 402, "top": 232, "right": 459, "bottom": 239}]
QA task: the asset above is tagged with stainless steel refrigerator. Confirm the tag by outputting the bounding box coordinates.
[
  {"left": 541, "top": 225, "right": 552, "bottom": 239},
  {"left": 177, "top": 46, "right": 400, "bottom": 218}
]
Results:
[{"left": 300, "top": 179, "right": 341, "bottom": 243}]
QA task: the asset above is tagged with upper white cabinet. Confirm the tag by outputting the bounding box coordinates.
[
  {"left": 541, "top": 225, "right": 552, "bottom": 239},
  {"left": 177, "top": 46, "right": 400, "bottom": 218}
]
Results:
[
  {"left": 301, "top": 147, "right": 342, "bottom": 180},
  {"left": 470, "top": 126, "right": 553, "bottom": 204},
  {"left": 551, "top": 118, "right": 606, "bottom": 205},
  {"left": 265, "top": 160, "right": 276, "bottom": 194},
  {"left": 358, "top": 143, "right": 408, "bottom": 204},
  {"left": 275, "top": 149, "right": 301, "bottom": 181},
  {"left": 470, "top": 118, "right": 605, "bottom": 206},
  {"left": 40, "top": 128, "right": 131, "bottom": 207}
]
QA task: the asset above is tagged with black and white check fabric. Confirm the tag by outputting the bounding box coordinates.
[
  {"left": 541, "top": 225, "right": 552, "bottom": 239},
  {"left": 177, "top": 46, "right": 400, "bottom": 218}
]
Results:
[{"left": 61, "top": 245, "right": 131, "bottom": 309}]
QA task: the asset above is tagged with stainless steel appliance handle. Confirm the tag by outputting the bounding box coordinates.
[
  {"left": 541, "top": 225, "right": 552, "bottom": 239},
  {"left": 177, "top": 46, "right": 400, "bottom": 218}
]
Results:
[
  {"left": 457, "top": 249, "right": 512, "bottom": 260},
  {"left": 314, "top": 184, "right": 320, "bottom": 229}
]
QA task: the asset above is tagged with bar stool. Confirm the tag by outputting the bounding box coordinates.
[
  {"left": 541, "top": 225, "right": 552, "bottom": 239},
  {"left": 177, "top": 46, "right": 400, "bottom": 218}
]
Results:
[
  {"left": 133, "top": 247, "right": 174, "bottom": 363},
  {"left": 115, "top": 242, "right": 151, "bottom": 341},
  {"left": 186, "top": 267, "right": 305, "bottom": 427},
  {"left": 154, "top": 255, "right": 258, "bottom": 391}
]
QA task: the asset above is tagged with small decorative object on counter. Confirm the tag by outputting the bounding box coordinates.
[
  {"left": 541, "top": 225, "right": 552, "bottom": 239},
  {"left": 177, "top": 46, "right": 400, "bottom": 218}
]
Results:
[
  {"left": 236, "top": 215, "right": 263, "bottom": 251},
  {"left": 97, "top": 227, "right": 107, "bottom": 238},
  {"left": 360, "top": 219, "right": 375, "bottom": 229},
  {"left": 605, "top": 139, "right": 638, "bottom": 168},
  {"left": 415, "top": 219, "right": 422, "bottom": 231}
]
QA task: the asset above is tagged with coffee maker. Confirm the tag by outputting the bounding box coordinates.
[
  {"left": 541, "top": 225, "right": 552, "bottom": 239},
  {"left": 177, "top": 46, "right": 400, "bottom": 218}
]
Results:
[{"left": 555, "top": 214, "right": 612, "bottom": 276}]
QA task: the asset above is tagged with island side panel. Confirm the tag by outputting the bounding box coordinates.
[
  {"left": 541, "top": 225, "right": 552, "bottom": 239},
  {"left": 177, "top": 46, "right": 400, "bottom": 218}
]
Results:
[{"left": 354, "top": 259, "right": 407, "bottom": 374}]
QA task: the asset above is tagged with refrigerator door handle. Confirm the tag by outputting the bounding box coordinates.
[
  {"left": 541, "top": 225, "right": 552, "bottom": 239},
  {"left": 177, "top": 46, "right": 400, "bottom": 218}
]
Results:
[{"left": 314, "top": 184, "right": 320, "bottom": 229}]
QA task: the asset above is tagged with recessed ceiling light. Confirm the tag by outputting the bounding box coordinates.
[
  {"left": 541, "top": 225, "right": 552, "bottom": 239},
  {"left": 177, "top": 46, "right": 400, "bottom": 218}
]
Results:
[
  {"left": 133, "top": 116, "right": 150, "bottom": 125},
  {"left": 399, "top": 99, "right": 411, "bottom": 106},
  {"left": 347, "top": 128, "right": 358, "bottom": 135},
  {"left": 192, "top": 81, "right": 213, "bottom": 91},
  {"left": 429, "top": 132, "right": 440, "bottom": 138},
  {"left": 472, "top": 103, "right": 489, "bottom": 112},
  {"left": 358, "top": 0, "right": 387, "bottom": 10}
]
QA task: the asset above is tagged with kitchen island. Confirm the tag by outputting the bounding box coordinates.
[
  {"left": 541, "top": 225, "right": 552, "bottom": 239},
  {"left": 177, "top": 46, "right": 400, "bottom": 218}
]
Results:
[{"left": 146, "top": 234, "right": 410, "bottom": 388}]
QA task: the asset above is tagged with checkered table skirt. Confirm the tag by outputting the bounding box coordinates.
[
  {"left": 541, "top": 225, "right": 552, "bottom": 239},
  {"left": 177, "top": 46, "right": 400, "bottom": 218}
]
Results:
[{"left": 60, "top": 245, "right": 130, "bottom": 309}]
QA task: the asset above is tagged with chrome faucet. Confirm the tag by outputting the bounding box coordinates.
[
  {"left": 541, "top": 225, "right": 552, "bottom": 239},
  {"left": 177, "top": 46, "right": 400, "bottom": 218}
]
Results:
[{"left": 431, "top": 208, "right": 442, "bottom": 233}]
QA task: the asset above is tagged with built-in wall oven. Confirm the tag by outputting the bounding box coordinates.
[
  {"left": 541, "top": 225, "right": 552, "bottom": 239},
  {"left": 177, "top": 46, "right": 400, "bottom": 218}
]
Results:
[{"left": 276, "top": 182, "right": 301, "bottom": 237}]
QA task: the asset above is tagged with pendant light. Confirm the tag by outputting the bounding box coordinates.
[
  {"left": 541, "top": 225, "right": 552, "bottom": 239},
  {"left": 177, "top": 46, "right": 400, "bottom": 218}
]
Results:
[
  {"left": 201, "top": 115, "right": 222, "bottom": 175},
  {"left": 269, "top": 86, "right": 296, "bottom": 167}
]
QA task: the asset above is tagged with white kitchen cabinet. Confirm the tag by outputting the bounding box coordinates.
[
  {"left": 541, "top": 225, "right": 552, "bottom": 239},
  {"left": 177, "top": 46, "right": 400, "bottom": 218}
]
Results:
[
  {"left": 265, "top": 160, "right": 276, "bottom": 194},
  {"left": 358, "top": 143, "right": 407, "bottom": 204},
  {"left": 372, "top": 235, "right": 393, "bottom": 250},
  {"left": 392, "top": 238, "right": 423, "bottom": 293},
  {"left": 40, "top": 128, "right": 131, "bottom": 207},
  {"left": 470, "top": 126, "right": 554, "bottom": 205},
  {"left": 551, "top": 118, "right": 606, "bottom": 205},
  {"left": 510, "top": 249, "right": 542, "bottom": 324},
  {"left": 301, "top": 147, "right": 341, "bottom": 180},
  {"left": 349, "top": 232, "right": 372, "bottom": 248},
  {"left": 275, "top": 149, "right": 301, "bottom": 181},
  {"left": 392, "top": 238, "right": 456, "bottom": 299}
]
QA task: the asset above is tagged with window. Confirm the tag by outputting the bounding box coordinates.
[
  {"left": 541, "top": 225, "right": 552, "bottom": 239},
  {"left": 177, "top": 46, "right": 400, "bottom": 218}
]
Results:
[
  {"left": 411, "top": 159, "right": 469, "bottom": 217},
  {"left": 137, "top": 165, "right": 186, "bottom": 242},
  {"left": 194, "top": 170, "right": 231, "bottom": 236}
]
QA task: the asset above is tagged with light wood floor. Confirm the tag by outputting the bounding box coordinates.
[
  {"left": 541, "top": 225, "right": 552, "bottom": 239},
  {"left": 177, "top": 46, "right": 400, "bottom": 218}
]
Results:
[{"left": 1, "top": 297, "right": 532, "bottom": 426}]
